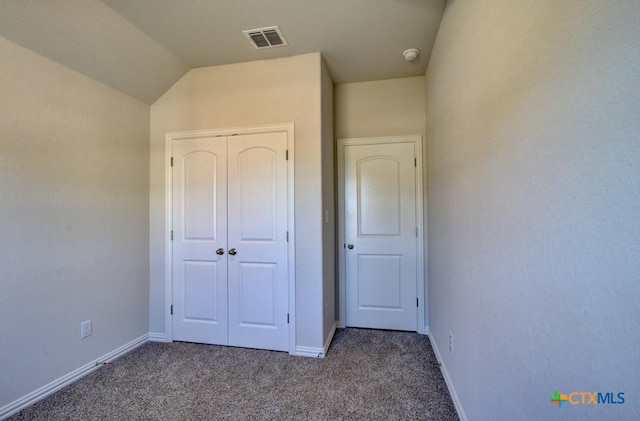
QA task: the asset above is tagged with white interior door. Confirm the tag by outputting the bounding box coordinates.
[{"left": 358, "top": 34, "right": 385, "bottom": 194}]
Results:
[
  {"left": 227, "top": 132, "right": 289, "bottom": 351},
  {"left": 171, "top": 131, "right": 289, "bottom": 351},
  {"left": 344, "top": 141, "right": 418, "bottom": 331},
  {"left": 172, "top": 136, "right": 228, "bottom": 344}
]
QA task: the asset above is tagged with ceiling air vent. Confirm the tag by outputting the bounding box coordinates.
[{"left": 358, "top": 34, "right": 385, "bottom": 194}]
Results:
[{"left": 243, "top": 26, "right": 288, "bottom": 49}]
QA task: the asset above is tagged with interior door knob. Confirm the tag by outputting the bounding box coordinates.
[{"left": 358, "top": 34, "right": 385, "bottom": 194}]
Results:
[
  {"left": 228, "top": 248, "right": 237, "bottom": 255},
  {"left": 347, "top": 244, "right": 354, "bottom": 249},
  {"left": 216, "top": 248, "right": 225, "bottom": 255}
]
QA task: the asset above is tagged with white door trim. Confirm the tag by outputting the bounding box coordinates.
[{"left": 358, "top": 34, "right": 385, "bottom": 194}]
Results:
[
  {"left": 337, "top": 135, "right": 426, "bottom": 334},
  {"left": 164, "top": 123, "right": 296, "bottom": 353}
]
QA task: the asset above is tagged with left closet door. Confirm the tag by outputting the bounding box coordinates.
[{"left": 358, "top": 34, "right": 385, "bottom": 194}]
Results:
[{"left": 172, "top": 136, "right": 228, "bottom": 345}]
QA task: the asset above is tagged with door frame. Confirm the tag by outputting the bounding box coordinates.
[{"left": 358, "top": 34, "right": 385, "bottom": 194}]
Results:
[
  {"left": 164, "top": 123, "right": 296, "bottom": 353},
  {"left": 337, "top": 135, "right": 426, "bottom": 334}
]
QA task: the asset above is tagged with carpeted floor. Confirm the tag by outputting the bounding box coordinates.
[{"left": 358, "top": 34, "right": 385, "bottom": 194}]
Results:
[{"left": 9, "top": 328, "right": 459, "bottom": 420}]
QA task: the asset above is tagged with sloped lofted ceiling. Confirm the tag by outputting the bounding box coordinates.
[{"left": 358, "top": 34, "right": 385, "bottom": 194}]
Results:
[{"left": 0, "top": 0, "right": 445, "bottom": 104}]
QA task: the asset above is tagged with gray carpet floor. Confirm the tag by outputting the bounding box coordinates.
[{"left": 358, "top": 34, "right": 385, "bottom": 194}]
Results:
[{"left": 9, "top": 328, "right": 459, "bottom": 420}]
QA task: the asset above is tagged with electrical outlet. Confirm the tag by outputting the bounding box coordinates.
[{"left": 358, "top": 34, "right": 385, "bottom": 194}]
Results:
[
  {"left": 81, "top": 320, "right": 92, "bottom": 339},
  {"left": 448, "top": 332, "right": 453, "bottom": 354}
]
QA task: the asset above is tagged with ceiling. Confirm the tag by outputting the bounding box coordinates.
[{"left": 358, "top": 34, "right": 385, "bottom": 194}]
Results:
[{"left": 0, "top": 0, "right": 445, "bottom": 104}]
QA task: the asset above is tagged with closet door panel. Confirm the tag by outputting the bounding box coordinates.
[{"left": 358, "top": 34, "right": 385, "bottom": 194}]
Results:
[
  {"left": 172, "top": 137, "right": 228, "bottom": 345},
  {"left": 227, "top": 132, "right": 289, "bottom": 351}
]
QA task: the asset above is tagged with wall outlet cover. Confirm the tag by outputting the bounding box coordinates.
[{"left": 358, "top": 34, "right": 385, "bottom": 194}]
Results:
[{"left": 81, "top": 320, "right": 92, "bottom": 339}]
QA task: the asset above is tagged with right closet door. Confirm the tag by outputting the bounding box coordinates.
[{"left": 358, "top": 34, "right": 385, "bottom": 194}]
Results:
[{"left": 171, "top": 131, "right": 289, "bottom": 352}]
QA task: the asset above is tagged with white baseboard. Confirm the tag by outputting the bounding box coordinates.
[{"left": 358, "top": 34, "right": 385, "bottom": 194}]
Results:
[
  {"left": 428, "top": 334, "right": 468, "bottom": 421},
  {"left": 293, "top": 322, "right": 337, "bottom": 358},
  {"left": 293, "top": 345, "right": 325, "bottom": 358},
  {"left": 0, "top": 334, "right": 149, "bottom": 420},
  {"left": 148, "top": 332, "right": 168, "bottom": 342}
]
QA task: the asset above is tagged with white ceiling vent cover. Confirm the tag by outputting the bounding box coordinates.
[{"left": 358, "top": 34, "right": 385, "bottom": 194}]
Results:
[{"left": 243, "top": 26, "right": 288, "bottom": 49}]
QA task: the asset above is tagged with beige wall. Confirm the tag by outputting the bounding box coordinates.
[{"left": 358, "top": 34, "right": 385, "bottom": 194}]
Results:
[
  {"left": 149, "top": 53, "right": 329, "bottom": 349},
  {"left": 335, "top": 77, "right": 426, "bottom": 140},
  {"left": 320, "top": 58, "right": 336, "bottom": 343},
  {"left": 425, "top": 1, "right": 640, "bottom": 419},
  {"left": 0, "top": 37, "right": 150, "bottom": 408}
]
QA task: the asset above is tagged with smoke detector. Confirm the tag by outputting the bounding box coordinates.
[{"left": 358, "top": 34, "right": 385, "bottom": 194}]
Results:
[
  {"left": 243, "top": 26, "right": 288, "bottom": 49},
  {"left": 403, "top": 48, "right": 420, "bottom": 61}
]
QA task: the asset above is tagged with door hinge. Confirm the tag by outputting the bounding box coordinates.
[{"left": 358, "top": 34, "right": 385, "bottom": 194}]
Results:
[
  {"left": 287, "top": 313, "right": 290, "bottom": 324},
  {"left": 171, "top": 157, "right": 173, "bottom": 167},
  {"left": 414, "top": 157, "right": 417, "bottom": 167},
  {"left": 170, "top": 304, "right": 173, "bottom": 315},
  {"left": 286, "top": 149, "right": 289, "bottom": 160},
  {"left": 417, "top": 298, "right": 419, "bottom": 307},
  {"left": 416, "top": 227, "right": 419, "bottom": 237},
  {"left": 286, "top": 231, "right": 289, "bottom": 242},
  {"left": 171, "top": 231, "right": 173, "bottom": 241}
]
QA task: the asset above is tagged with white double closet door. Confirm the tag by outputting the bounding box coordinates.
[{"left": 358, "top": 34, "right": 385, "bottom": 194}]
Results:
[{"left": 171, "top": 132, "right": 289, "bottom": 352}]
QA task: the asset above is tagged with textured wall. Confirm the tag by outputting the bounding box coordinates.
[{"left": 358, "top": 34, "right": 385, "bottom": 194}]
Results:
[
  {"left": 0, "top": 0, "right": 189, "bottom": 104},
  {"left": 0, "top": 37, "right": 150, "bottom": 408},
  {"left": 321, "top": 58, "right": 336, "bottom": 343},
  {"left": 425, "top": 1, "right": 640, "bottom": 420},
  {"left": 149, "top": 53, "right": 327, "bottom": 349},
  {"left": 335, "top": 77, "right": 425, "bottom": 140}
]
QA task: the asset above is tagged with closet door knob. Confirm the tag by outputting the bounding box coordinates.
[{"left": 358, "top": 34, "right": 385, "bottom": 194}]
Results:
[
  {"left": 347, "top": 244, "right": 354, "bottom": 249},
  {"left": 216, "top": 248, "right": 225, "bottom": 255},
  {"left": 228, "top": 248, "right": 237, "bottom": 256}
]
